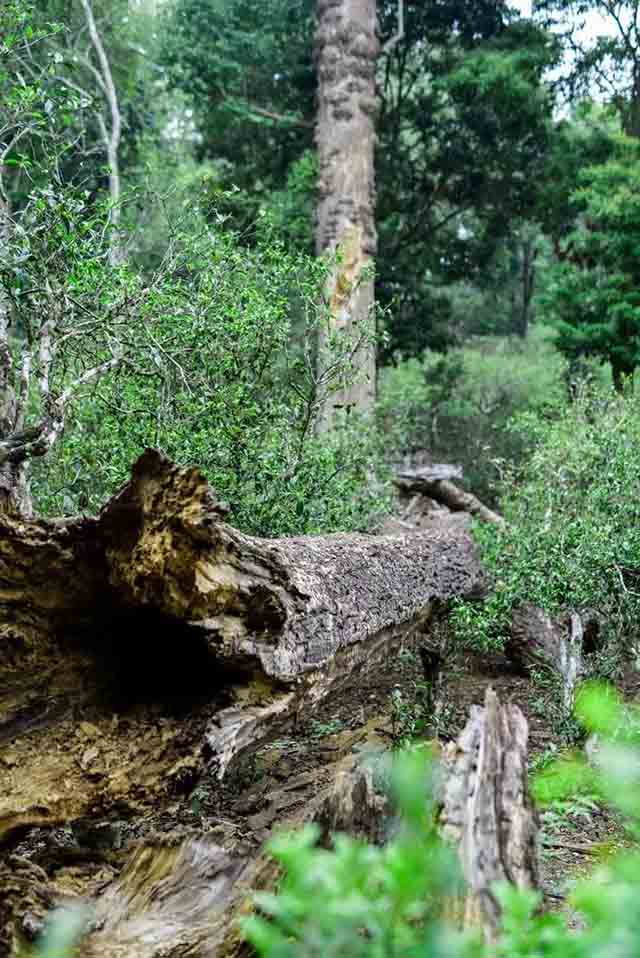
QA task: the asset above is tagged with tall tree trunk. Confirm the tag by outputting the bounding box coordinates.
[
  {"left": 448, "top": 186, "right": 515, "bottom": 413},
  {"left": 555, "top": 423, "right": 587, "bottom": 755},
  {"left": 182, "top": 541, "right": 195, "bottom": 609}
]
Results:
[
  {"left": 315, "top": 0, "right": 378, "bottom": 430},
  {"left": 517, "top": 236, "right": 537, "bottom": 339}
]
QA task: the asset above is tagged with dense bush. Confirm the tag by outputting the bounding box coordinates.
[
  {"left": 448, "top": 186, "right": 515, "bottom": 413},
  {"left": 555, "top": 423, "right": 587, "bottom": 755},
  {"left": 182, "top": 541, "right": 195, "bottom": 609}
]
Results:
[
  {"left": 451, "top": 382, "right": 640, "bottom": 662},
  {"left": 22, "top": 200, "right": 388, "bottom": 536},
  {"left": 378, "top": 328, "right": 568, "bottom": 503}
]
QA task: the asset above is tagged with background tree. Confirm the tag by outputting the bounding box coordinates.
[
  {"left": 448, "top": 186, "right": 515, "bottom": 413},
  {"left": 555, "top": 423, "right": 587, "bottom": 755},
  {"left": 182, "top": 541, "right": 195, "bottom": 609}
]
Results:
[
  {"left": 376, "top": 9, "right": 555, "bottom": 355},
  {"left": 314, "top": 0, "right": 379, "bottom": 426},
  {"left": 540, "top": 129, "right": 640, "bottom": 389},
  {"left": 160, "top": 0, "right": 556, "bottom": 359},
  {"left": 537, "top": 0, "right": 640, "bottom": 136}
]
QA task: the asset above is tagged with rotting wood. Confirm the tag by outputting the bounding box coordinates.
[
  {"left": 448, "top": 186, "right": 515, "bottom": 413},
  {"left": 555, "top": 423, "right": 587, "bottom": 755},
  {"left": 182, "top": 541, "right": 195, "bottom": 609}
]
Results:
[
  {"left": 314, "top": 760, "right": 390, "bottom": 846},
  {"left": 0, "top": 449, "right": 484, "bottom": 871},
  {"left": 507, "top": 604, "right": 602, "bottom": 714},
  {"left": 0, "top": 448, "right": 484, "bottom": 955},
  {"left": 440, "top": 687, "right": 539, "bottom": 942},
  {"left": 394, "top": 465, "right": 505, "bottom": 526}
]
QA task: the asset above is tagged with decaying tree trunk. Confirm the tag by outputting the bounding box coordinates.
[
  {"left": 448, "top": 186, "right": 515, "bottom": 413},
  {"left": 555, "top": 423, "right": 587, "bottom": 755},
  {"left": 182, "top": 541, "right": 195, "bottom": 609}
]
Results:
[
  {"left": 0, "top": 446, "right": 485, "bottom": 956},
  {"left": 440, "top": 687, "right": 539, "bottom": 942},
  {"left": 394, "top": 465, "right": 505, "bottom": 526},
  {"left": 507, "top": 604, "right": 602, "bottom": 715},
  {"left": 0, "top": 449, "right": 484, "bottom": 835},
  {"left": 315, "top": 0, "right": 378, "bottom": 428},
  {"left": 78, "top": 756, "right": 391, "bottom": 958}
]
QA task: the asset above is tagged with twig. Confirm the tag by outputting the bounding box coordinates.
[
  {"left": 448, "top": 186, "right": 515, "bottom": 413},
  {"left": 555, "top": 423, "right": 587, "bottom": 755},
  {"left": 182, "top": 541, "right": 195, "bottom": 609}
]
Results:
[
  {"left": 79, "top": 0, "right": 124, "bottom": 266},
  {"left": 382, "top": 0, "right": 405, "bottom": 54}
]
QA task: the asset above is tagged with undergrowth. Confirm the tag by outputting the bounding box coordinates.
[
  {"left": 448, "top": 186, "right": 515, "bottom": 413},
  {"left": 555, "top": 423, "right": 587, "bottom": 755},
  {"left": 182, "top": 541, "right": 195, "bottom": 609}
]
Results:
[
  {"left": 242, "top": 684, "right": 640, "bottom": 958},
  {"left": 451, "top": 382, "right": 640, "bottom": 663},
  {"left": 378, "top": 328, "right": 569, "bottom": 504}
]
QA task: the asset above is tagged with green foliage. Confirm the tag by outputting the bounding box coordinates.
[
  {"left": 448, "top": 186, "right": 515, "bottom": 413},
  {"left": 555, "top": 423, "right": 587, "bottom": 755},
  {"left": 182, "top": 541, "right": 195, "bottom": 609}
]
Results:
[
  {"left": 451, "top": 383, "right": 640, "bottom": 656},
  {"left": 245, "top": 685, "right": 640, "bottom": 958},
  {"left": 535, "top": 103, "right": 618, "bottom": 240},
  {"left": 377, "top": 13, "right": 555, "bottom": 356},
  {"left": 1, "top": 1, "right": 386, "bottom": 536},
  {"left": 28, "top": 200, "right": 388, "bottom": 536},
  {"left": 542, "top": 134, "right": 640, "bottom": 388},
  {"left": 160, "top": 0, "right": 315, "bottom": 201},
  {"left": 379, "top": 328, "right": 567, "bottom": 504},
  {"left": 243, "top": 750, "right": 467, "bottom": 958},
  {"left": 541, "top": 131, "right": 640, "bottom": 388}
]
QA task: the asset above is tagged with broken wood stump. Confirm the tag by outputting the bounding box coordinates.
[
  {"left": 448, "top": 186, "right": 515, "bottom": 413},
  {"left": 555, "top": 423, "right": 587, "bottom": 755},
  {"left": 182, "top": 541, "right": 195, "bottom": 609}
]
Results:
[
  {"left": 507, "top": 604, "right": 602, "bottom": 714},
  {"left": 440, "top": 687, "right": 539, "bottom": 941}
]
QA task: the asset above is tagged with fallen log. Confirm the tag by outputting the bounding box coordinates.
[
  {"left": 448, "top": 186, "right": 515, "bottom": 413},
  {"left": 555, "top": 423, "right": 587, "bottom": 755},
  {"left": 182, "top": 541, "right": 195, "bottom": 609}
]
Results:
[
  {"left": 394, "top": 465, "right": 505, "bottom": 526},
  {"left": 0, "top": 448, "right": 485, "bottom": 954},
  {"left": 440, "top": 687, "right": 539, "bottom": 941}
]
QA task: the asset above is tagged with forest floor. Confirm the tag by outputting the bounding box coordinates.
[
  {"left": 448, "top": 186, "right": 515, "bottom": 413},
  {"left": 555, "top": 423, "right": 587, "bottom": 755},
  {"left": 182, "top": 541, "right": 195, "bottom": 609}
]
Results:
[
  {"left": 152, "top": 644, "right": 634, "bottom": 929},
  {"left": 4, "top": 601, "right": 634, "bottom": 958},
  {"left": 3, "top": 490, "right": 634, "bottom": 952}
]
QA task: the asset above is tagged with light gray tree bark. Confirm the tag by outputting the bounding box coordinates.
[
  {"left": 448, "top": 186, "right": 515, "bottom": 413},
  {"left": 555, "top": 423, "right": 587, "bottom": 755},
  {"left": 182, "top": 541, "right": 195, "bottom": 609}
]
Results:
[
  {"left": 80, "top": 0, "right": 125, "bottom": 267},
  {"left": 315, "top": 0, "right": 379, "bottom": 429}
]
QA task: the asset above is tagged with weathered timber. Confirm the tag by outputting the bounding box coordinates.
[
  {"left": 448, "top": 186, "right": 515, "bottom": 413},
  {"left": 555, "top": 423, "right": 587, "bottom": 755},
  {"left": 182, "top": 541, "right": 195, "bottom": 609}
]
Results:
[
  {"left": 314, "top": 761, "right": 391, "bottom": 846},
  {"left": 0, "top": 448, "right": 484, "bottom": 956},
  {"left": 507, "top": 604, "right": 602, "bottom": 714},
  {"left": 440, "top": 687, "right": 539, "bottom": 941},
  {"left": 6, "top": 751, "right": 393, "bottom": 958},
  {"left": 0, "top": 449, "right": 484, "bottom": 842},
  {"left": 395, "top": 465, "right": 505, "bottom": 526},
  {"left": 99, "top": 450, "right": 485, "bottom": 682}
]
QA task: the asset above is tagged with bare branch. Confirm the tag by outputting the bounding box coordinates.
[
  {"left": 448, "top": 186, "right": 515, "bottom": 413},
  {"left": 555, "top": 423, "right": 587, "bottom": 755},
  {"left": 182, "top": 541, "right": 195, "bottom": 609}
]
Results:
[
  {"left": 38, "top": 319, "right": 53, "bottom": 402},
  {"left": 79, "top": 0, "right": 124, "bottom": 266},
  {"left": 57, "top": 349, "right": 123, "bottom": 409},
  {"left": 382, "top": 0, "right": 405, "bottom": 54}
]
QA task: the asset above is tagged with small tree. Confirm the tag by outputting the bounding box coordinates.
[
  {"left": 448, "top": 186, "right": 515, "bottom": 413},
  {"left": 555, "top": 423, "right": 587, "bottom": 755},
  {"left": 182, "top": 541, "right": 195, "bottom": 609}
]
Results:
[{"left": 542, "top": 132, "right": 640, "bottom": 390}]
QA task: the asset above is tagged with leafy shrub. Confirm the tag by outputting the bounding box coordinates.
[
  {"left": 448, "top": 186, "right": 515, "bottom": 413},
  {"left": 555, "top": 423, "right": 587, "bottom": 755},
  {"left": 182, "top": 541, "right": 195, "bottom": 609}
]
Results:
[
  {"left": 28, "top": 211, "right": 388, "bottom": 536},
  {"left": 378, "top": 327, "right": 567, "bottom": 503},
  {"left": 451, "top": 383, "right": 640, "bottom": 658},
  {"left": 243, "top": 750, "right": 466, "bottom": 958}
]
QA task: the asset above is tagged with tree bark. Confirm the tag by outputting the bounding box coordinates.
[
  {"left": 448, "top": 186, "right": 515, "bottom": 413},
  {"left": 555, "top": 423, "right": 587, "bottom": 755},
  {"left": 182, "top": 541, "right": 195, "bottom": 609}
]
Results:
[
  {"left": 440, "top": 687, "right": 539, "bottom": 942},
  {"left": 0, "top": 449, "right": 485, "bottom": 835},
  {"left": 315, "top": 0, "right": 378, "bottom": 428}
]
